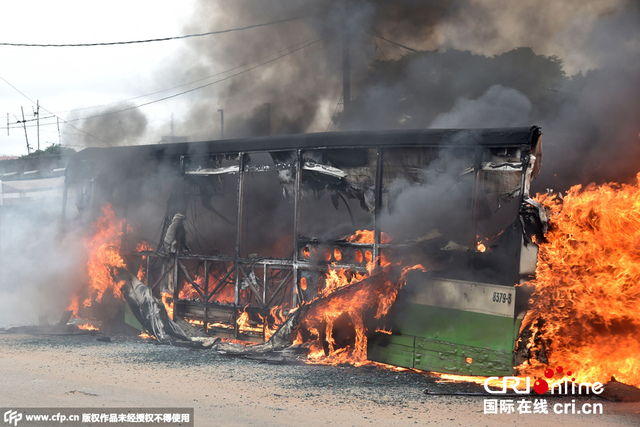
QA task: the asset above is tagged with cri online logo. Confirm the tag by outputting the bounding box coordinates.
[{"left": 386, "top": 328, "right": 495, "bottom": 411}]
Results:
[{"left": 484, "top": 365, "right": 605, "bottom": 395}]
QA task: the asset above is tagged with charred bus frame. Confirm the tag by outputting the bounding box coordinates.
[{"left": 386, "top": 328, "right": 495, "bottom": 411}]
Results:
[{"left": 63, "top": 126, "right": 543, "bottom": 375}]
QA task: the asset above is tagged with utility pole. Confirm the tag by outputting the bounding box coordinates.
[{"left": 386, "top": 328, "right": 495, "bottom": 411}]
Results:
[
  {"left": 342, "top": 3, "right": 351, "bottom": 116},
  {"left": 36, "top": 100, "right": 40, "bottom": 156},
  {"left": 6, "top": 113, "right": 9, "bottom": 136},
  {"left": 218, "top": 109, "right": 224, "bottom": 139},
  {"left": 20, "top": 107, "right": 30, "bottom": 155},
  {"left": 264, "top": 103, "right": 271, "bottom": 136}
]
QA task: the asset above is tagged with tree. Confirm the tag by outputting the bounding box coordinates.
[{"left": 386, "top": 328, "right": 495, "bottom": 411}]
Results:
[{"left": 20, "top": 144, "right": 76, "bottom": 158}]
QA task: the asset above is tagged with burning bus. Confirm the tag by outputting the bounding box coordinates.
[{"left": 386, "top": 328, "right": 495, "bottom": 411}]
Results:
[{"left": 62, "top": 126, "right": 545, "bottom": 376}]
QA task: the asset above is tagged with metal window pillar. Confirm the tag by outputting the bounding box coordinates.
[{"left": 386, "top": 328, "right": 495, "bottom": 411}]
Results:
[
  {"left": 145, "top": 254, "right": 150, "bottom": 287},
  {"left": 234, "top": 153, "right": 246, "bottom": 337},
  {"left": 263, "top": 263, "right": 267, "bottom": 307},
  {"left": 172, "top": 255, "right": 179, "bottom": 321},
  {"left": 172, "top": 156, "right": 188, "bottom": 321},
  {"left": 471, "top": 146, "right": 483, "bottom": 250},
  {"left": 203, "top": 260, "right": 209, "bottom": 333},
  {"left": 292, "top": 149, "right": 302, "bottom": 307},
  {"left": 373, "top": 147, "right": 384, "bottom": 266},
  {"left": 179, "top": 156, "right": 186, "bottom": 213}
]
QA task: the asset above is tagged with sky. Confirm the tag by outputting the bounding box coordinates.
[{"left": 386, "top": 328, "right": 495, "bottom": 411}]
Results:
[
  {"left": 0, "top": 0, "right": 197, "bottom": 156},
  {"left": 0, "top": 0, "right": 638, "bottom": 166}
]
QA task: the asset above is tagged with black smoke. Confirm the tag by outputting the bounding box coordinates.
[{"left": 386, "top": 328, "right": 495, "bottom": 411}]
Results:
[
  {"left": 164, "top": 0, "right": 640, "bottom": 190},
  {"left": 68, "top": 104, "right": 149, "bottom": 148}
]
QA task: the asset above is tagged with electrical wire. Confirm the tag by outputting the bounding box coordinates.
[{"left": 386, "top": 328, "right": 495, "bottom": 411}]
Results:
[
  {"left": 367, "top": 31, "right": 566, "bottom": 95},
  {"left": 0, "top": 74, "right": 108, "bottom": 145},
  {"left": 52, "top": 37, "right": 320, "bottom": 116},
  {"left": 372, "top": 37, "right": 389, "bottom": 61},
  {"left": 4, "top": 113, "right": 56, "bottom": 128},
  {"left": 325, "top": 95, "right": 343, "bottom": 132},
  {"left": 1, "top": 37, "right": 322, "bottom": 134},
  {"left": 0, "top": 13, "right": 320, "bottom": 48},
  {"left": 66, "top": 37, "right": 323, "bottom": 124},
  {"left": 367, "top": 30, "right": 419, "bottom": 54}
]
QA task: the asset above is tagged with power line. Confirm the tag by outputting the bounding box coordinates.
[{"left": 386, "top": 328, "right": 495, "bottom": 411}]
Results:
[
  {"left": 368, "top": 31, "right": 566, "bottom": 95},
  {"left": 52, "top": 37, "right": 319, "bottom": 116},
  {"left": 0, "top": 13, "right": 319, "bottom": 48},
  {"left": 1, "top": 37, "right": 318, "bottom": 129},
  {"left": 0, "top": 75, "right": 109, "bottom": 145},
  {"left": 66, "top": 38, "right": 323, "bottom": 124},
  {"left": 1, "top": 37, "right": 321, "bottom": 132},
  {"left": 367, "top": 31, "right": 419, "bottom": 54},
  {"left": 1, "top": 37, "right": 322, "bottom": 143},
  {"left": 0, "top": 75, "right": 37, "bottom": 108},
  {"left": 4, "top": 113, "right": 56, "bottom": 128}
]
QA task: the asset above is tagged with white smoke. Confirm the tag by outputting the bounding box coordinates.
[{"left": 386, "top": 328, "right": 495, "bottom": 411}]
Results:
[
  {"left": 430, "top": 85, "right": 532, "bottom": 128},
  {"left": 0, "top": 195, "right": 86, "bottom": 327}
]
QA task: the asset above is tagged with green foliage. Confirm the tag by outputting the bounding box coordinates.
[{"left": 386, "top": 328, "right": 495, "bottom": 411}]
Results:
[
  {"left": 20, "top": 144, "right": 76, "bottom": 158},
  {"left": 339, "top": 47, "right": 567, "bottom": 129}
]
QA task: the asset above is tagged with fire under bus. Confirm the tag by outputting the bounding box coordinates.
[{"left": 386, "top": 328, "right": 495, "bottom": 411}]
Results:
[{"left": 63, "top": 126, "right": 544, "bottom": 376}]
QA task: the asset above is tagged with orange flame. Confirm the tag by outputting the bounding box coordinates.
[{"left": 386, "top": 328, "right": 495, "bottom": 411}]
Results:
[
  {"left": 161, "top": 292, "right": 174, "bottom": 320},
  {"left": 237, "top": 308, "right": 263, "bottom": 334},
  {"left": 210, "top": 281, "right": 236, "bottom": 304},
  {"left": 135, "top": 241, "right": 153, "bottom": 282},
  {"left": 300, "top": 255, "right": 425, "bottom": 366},
  {"left": 180, "top": 272, "right": 235, "bottom": 304},
  {"left": 232, "top": 230, "right": 402, "bottom": 363},
  {"left": 263, "top": 306, "right": 289, "bottom": 341},
  {"left": 138, "top": 331, "right": 155, "bottom": 339},
  {"left": 520, "top": 175, "right": 640, "bottom": 386},
  {"left": 83, "top": 205, "right": 127, "bottom": 307},
  {"left": 67, "top": 205, "right": 152, "bottom": 332},
  {"left": 288, "top": 229, "right": 421, "bottom": 366},
  {"left": 67, "top": 204, "right": 127, "bottom": 316},
  {"left": 345, "top": 229, "right": 391, "bottom": 244}
]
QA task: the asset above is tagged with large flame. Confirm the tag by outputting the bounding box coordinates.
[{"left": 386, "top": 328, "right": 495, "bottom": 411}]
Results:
[
  {"left": 67, "top": 204, "right": 152, "bottom": 332},
  {"left": 161, "top": 270, "right": 237, "bottom": 325},
  {"left": 520, "top": 174, "right": 640, "bottom": 386},
  {"left": 84, "top": 205, "right": 127, "bottom": 306},
  {"left": 291, "top": 230, "right": 425, "bottom": 366},
  {"left": 67, "top": 204, "right": 127, "bottom": 317},
  {"left": 299, "top": 264, "right": 424, "bottom": 366}
]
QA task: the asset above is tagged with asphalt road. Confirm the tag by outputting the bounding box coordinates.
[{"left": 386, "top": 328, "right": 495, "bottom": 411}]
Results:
[{"left": 0, "top": 332, "right": 638, "bottom": 426}]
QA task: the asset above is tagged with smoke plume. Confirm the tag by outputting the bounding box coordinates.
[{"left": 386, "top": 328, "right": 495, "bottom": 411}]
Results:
[
  {"left": 0, "top": 196, "right": 86, "bottom": 326},
  {"left": 430, "top": 85, "right": 532, "bottom": 128},
  {"left": 68, "top": 104, "right": 149, "bottom": 148},
  {"left": 164, "top": 0, "right": 640, "bottom": 191}
]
